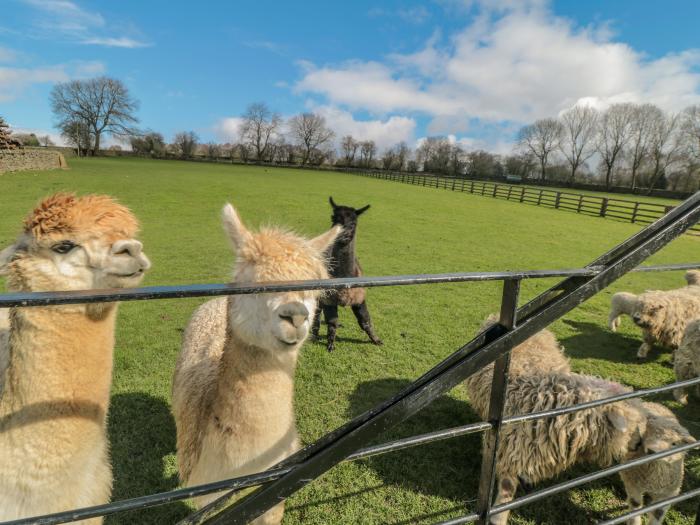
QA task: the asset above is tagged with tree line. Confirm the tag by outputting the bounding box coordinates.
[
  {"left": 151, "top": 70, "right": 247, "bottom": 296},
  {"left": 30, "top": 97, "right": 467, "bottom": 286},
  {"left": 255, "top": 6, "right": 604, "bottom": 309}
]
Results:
[{"left": 43, "top": 75, "right": 699, "bottom": 193}]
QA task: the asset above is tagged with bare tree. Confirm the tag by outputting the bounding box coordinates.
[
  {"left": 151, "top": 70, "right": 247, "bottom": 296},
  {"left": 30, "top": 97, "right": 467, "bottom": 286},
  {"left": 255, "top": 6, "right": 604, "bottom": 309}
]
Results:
[
  {"left": 359, "top": 140, "right": 377, "bottom": 168},
  {"left": 239, "top": 102, "right": 281, "bottom": 162},
  {"left": 39, "top": 135, "right": 54, "bottom": 147},
  {"left": 288, "top": 113, "right": 334, "bottom": 165},
  {"left": 681, "top": 105, "right": 700, "bottom": 162},
  {"left": 395, "top": 141, "right": 410, "bottom": 171},
  {"left": 50, "top": 76, "right": 139, "bottom": 156},
  {"left": 559, "top": 105, "right": 598, "bottom": 184},
  {"left": 205, "top": 142, "right": 222, "bottom": 159},
  {"left": 341, "top": 135, "right": 359, "bottom": 166},
  {"left": 60, "top": 120, "right": 93, "bottom": 157},
  {"left": 173, "top": 131, "right": 199, "bottom": 159},
  {"left": 130, "top": 131, "right": 166, "bottom": 157},
  {"left": 517, "top": 118, "right": 563, "bottom": 181},
  {"left": 626, "top": 104, "right": 662, "bottom": 190},
  {"left": 646, "top": 112, "right": 683, "bottom": 194},
  {"left": 596, "top": 103, "right": 634, "bottom": 189}
]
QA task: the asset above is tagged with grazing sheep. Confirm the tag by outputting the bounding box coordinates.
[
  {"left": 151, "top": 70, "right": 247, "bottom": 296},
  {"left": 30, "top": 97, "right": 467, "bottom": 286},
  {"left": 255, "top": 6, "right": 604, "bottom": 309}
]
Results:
[
  {"left": 608, "top": 292, "right": 639, "bottom": 332},
  {"left": 620, "top": 402, "right": 695, "bottom": 525},
  {"left": 628, "top": 290, "right": 700, "bottom": 359},
  {"left": 464, "top": 315, "right": 570, "bottom": 419},
  {"left": 486, "top": 373, "right": 647, "bottom": 525},
  {"left": 673, "top": 319, "right": 700, "bottom": 404},
  {"left": 172, "top": 203, "right": 340, "bottom": 524}
]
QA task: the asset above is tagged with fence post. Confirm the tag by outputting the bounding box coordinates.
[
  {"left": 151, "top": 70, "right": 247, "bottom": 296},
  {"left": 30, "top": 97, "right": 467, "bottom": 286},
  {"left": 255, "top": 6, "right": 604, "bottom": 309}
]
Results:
[
  {"left": 461, "top": 178, "right": 466, "bottom": 192},
  {"left": 600, "top": 198, "right": 608, "bottom": 217},
  {"left": 577, "top": 195, "right": 583, "bottom": 213},
  {"left": 471, "top": 181, "right": 475, "bottom": 193},
  {"left": 555, "top": 192, "right": 561, "bottom": 209},
  {"left": 475, "top": 279, "right": 520, "bottom": 525},
  {"left": 506, "top": 186, "right": 512, "bottom": 200},
  {"left": 452, "top": 178, "right": 456, "bottom": 191},
  {"left": 520, "top": 188, "right": 525, "bottom": 203},
  {"left": 493, "top": 184, "right": 498, "bottom": 198},
  {"left": 537, "top": 189, "right": 544, "bottom": 206},
  {"left": 631, "top": 202, "right": 639, "bottom": 223}
]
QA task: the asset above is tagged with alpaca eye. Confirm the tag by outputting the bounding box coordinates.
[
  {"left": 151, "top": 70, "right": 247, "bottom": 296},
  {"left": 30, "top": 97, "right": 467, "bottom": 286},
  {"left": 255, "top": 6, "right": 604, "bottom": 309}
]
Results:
[{"left": 52, "top": 241, "right": 77, "bottom": 254}]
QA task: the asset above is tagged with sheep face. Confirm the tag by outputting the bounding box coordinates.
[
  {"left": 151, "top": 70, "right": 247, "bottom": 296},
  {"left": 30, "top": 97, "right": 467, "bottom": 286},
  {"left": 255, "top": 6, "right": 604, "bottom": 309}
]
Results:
[
  {"left": 631, "top": 302, "right": 666, "bottom": 329},
  {"left": 636, "top": 403, "right": 695, "bottom": 464}
]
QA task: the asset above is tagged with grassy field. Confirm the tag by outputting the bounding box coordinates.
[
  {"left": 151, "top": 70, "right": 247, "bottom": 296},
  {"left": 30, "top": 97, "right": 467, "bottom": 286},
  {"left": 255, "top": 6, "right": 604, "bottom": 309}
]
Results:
[{"left": 0, "top": 157, "right": 698, "bottom": 524}]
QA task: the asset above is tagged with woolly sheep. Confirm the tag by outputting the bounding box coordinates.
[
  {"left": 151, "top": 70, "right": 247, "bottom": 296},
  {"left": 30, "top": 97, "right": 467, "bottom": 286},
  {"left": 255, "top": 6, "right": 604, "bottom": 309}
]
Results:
[
  {"left": 464, "top": 315, "right": 570, "bottom": 419},
  {"left": 608, "top": 292, "right": 638, "bottom": 332},
  {"left": 620, "top": 402, "right": 695, "bottom": 525},
  {"left": 673, "top": 319, "right": 700, "bottom": 404},
  {"left": 486, "top": 373, "right": 647, "bottom": 525},
  {"left": 628, "top": 289, "right": 700, "bottom": 358}
]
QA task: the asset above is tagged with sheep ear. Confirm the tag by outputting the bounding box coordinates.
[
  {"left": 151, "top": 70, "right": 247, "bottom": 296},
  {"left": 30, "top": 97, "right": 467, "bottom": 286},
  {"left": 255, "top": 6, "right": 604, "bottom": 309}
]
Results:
[
  {"left": 355, "top": 204, "right": 370, "bottom": 215},
  {"left": 329, "top": 196, "right": 338, "bottom": 209},
  {"left": 309, "top": 225, "right": 342, "bottom": 253},
  {"left": 221, "top": 203, "right": 252, "bottom": 251},
  {"left": 0, "top": 244, "right": 18, "bottom": 275},
  {"left": 606, "top": 406, "right": 628, "bottom": 432}
]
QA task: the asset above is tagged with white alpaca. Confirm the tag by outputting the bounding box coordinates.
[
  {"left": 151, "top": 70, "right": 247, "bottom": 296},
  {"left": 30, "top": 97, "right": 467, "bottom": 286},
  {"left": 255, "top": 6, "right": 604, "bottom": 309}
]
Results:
[
  {"left": 172, "top": 203, "right": 340, "bottom": 524},
  {"left": 0, "top": 193, "right": 150, "bottom": 523}
]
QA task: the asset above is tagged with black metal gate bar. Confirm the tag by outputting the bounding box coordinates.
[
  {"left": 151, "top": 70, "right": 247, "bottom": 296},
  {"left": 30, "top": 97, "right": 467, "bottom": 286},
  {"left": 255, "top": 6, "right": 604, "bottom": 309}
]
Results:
[
  {"left": 474, "top": 280, "right": 519, "bottom": 524},
  {"left": 434, "top": 441, "right": 700, "bottom": 525},
  {"left": 0, "top": 262, "right": 698, "bottom": 308},
  {"left": 183, "top": 193, "right": 700, "bottom": 524},
  {"left": 597, "top": 488, "right": 700, "bottom": 525}
]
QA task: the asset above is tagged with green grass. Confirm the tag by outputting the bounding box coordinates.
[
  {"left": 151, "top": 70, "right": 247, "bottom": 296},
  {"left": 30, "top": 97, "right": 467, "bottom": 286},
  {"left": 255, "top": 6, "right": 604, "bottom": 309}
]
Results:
[{"left": 0, "top": 157, "right": 698, "bottom": 524}]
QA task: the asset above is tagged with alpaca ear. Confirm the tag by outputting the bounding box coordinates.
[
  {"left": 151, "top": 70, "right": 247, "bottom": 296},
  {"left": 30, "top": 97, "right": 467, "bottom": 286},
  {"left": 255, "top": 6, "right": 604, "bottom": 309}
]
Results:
[
  {"left": 309, "top": 225, "right": 342, "bottom": 253},
  {"left": 0, "top": 244, "right": 18, "bottom": 275},
  {"left": 221, "top": 203, "right": 252, "bottom": 250},
  {"left": 356, "top": 204, "right": 370, "bottom": 215},
  {"left": 682, "top": 434, "right": 696, "bottom": 444},
  {"left": 329, "top": 196, "right": 338, "bottom": 209},
  {"left": 606, "top": 405, "right": 628, "bottom": 432}
]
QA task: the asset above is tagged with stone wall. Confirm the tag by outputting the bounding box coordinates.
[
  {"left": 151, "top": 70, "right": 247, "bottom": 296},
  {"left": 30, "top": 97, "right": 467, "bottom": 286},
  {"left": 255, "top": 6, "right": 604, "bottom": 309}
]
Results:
[{"left": 0, "top": 148, "right": 68, "bottom": 173}]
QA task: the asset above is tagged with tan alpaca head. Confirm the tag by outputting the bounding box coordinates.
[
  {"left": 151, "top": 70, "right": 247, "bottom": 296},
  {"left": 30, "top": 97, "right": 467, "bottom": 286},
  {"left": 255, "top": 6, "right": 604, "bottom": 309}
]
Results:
[
  {"left": 0, "top": 193, "right": 151, "bottom": 292},
  {"left": 222, "top": 203, "right": 341, "bottom": 352}
]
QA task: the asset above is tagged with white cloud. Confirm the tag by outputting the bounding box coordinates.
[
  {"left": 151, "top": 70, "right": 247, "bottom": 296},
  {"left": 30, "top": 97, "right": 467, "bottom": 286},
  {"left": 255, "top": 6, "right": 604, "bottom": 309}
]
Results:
[
  {"left": 297, "top": 1, "right": 700, "bottom": 134},
  {"left": 0, "top": 46, "right": 18, "bottom": 63},
  {"left": 213, "top": 117, "right": 245, "bottom": 142},
  {"left": 22, "top": 0, "right": 150, "bottom": 48},
  {"left": 81, "top": 37, "right": 150, "bottom": 48},
  {"left": 313, "top": 106, "right": 416, "bottom": 152},
  {"left": 9, "top": 126, "right": 65, "bottom": 147},
  {"left": 0, "top": 60, "right": 105, "bottom": 102}
]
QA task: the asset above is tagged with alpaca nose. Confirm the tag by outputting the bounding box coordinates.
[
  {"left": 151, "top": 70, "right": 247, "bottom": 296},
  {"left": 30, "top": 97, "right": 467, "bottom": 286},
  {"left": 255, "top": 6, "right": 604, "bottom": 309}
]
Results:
[
  {"left": 112, "top": 240, "right": 143, "bottom": 257},
  {"left": 278, "top": 302, "right": 309, "bottom": 328}
]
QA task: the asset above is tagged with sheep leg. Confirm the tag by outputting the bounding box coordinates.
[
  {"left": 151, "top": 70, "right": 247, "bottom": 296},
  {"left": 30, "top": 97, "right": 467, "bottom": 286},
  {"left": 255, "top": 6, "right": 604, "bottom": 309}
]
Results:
[
  {"left": 489, "top": 476, "right": 518, "bottom": 525},
  {"left": 323, "top": 304, "right": 339, "bottom": 352},
  {"left": 311, "top": 305, "right": 322, "bottom": 341},
  {"left": 608, "top": 312, "right": 621, "bottom": 332},
  {"left": 624, "top": 490, "right": 644, "bottom": 525},
  {"left": 351, "top": 301, "right": 383, "bottom": 345},
  {"left": 637, "top": 332, "right": 654, "bottom": 359}
]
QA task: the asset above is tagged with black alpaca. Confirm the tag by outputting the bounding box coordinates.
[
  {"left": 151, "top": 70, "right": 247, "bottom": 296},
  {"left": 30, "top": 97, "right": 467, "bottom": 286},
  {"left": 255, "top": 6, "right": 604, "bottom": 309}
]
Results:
[{"left": 312, "top": 197, "right": 382, "bottom": 352}]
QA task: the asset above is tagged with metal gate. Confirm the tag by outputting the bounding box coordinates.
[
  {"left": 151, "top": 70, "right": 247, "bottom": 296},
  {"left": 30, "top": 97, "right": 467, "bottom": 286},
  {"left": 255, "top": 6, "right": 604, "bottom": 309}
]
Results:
[{"left": 1, "top": 192, "right": 699, "bottom": 525}]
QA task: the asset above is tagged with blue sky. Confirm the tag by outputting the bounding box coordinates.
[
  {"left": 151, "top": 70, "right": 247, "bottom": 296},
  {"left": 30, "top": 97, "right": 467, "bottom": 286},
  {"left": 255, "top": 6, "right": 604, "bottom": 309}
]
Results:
[{"left": 1, "top": 0, "right": 699, "bottom": 152}]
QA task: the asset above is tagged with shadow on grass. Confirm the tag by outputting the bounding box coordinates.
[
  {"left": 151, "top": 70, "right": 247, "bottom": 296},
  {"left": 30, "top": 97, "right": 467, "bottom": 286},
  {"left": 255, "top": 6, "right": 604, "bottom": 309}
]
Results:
[
  {"left": 560, "top": 319, "right": 647, "bottom": 363},
  {"left": 107, "top": 393, "right": 191, "bottom": 524}
]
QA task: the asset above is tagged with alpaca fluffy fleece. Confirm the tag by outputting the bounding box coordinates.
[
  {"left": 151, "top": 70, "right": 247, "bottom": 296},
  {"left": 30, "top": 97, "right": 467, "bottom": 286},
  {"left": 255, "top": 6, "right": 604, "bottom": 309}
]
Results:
[
  {"left": 673, "top": 319, "right": 700, "bottom": 404},
  {"left": 608, "top": 292, "right": 638, "bottom": 332},
  {"left": 619, "top": 402, "right": 695, "bottom": 525},
  {"left": 629, "top": 289, "right": 700, "bottom": 358},
  {"left": 464, "top": 316, "right": 570, "bottom": 419},
  {"left": 486, "top": 373, "right": 647, "bottom": 525}
]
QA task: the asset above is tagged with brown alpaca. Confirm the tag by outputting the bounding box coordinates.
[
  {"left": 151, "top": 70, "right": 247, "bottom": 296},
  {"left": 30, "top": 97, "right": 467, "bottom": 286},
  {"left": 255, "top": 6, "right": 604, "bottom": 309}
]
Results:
[
  {"left": 0, "top": 193, "right": 150, "bottom": 523},
  {"left": 172, "top": 203, "right": 340, "bottom": 524},
  {"left": 311, "top": 197, "right": 382, "bottom": 352}
]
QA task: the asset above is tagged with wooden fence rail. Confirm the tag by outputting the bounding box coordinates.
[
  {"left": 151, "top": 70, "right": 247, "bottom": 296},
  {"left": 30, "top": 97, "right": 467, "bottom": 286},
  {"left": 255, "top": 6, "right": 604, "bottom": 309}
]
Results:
[{"left": 350, "top": 170, "right": 700, "bottom": 234}]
